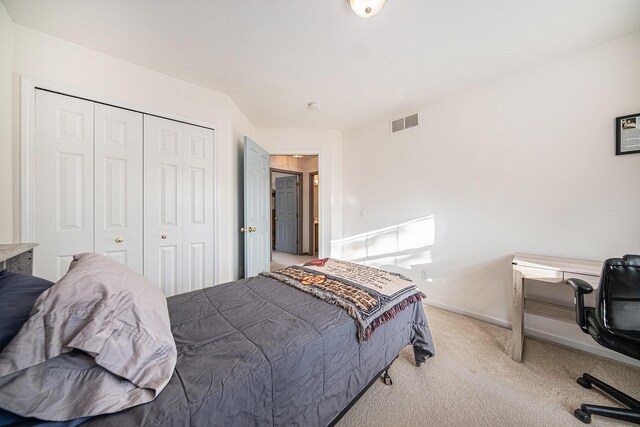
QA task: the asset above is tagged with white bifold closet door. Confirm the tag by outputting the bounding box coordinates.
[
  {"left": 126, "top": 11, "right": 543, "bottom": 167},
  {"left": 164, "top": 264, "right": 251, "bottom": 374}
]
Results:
[
  {"left": 143, "top": 115, "right": 214, "bottom": 295},
  {"left": 34, "top": 91, "right": 95, "bottom": 280},
  {"left": 94, "top": 104, "right": 143, "bottom": 273},
  {"left": 33, "top": 91, "right": 144, "bottom": 281},
  {"left": 33, "top": 90, "right": 214, "bottom": 294}
]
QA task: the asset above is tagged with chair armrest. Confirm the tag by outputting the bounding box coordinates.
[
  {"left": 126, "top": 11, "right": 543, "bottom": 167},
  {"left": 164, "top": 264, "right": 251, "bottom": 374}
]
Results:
[
  {"left": 566, "top": 278, "right": 593, "bottom": 331},
  {"left": 567, "top": 278, "right": 594, "bottom": 295}
]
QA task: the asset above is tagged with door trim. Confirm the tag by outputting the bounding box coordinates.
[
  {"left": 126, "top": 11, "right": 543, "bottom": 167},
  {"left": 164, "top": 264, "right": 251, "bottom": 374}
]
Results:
[
  {"left": 269, "top": 168, "right": 303, "bottom": 255},
  {"left": 20, "top": 76, "right": 221, "bottom": 284},
  {"left": 309, "top": 171, "right": 318, "bottom": 257}
]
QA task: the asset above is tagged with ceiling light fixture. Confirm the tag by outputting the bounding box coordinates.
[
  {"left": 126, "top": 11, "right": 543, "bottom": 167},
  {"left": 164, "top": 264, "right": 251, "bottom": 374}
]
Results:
[
  {"left": 347, "top": 0, "right": 387, "bottom": 18},
  {"left": 307, "top": 102, "right": 321, "bottom": 111}
]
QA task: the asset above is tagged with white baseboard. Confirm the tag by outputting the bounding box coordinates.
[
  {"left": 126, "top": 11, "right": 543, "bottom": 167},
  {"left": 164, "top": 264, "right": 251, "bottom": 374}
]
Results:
[
  {"left": 423, "top": 299, "right": 640, "bottom": 368},
  {"left": 424, "top": 299, "right": 512, "bottom": 329},
  {"left": 523, "top": 326, "right": 640, "bottom": 367}
]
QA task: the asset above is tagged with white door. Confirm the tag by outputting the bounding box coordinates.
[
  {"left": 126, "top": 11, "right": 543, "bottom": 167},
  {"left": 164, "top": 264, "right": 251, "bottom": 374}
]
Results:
[
  {"left": 144, "top": 115, "right": 183, "bottom": 295},
  {"left": 94, "top": 104, "right": 143, "bottom": 274},
  {"left": 182, "top": 123, "right": 215, "bottom": 291},
  {"left": 243, "top": 137, "right": 270, "bottom": 277},
  {"left": 34, "top": 90, "right": 94, "bottom": 281}
]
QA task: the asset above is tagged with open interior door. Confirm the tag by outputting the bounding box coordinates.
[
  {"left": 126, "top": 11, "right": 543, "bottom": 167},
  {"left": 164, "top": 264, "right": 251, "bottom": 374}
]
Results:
[{"left": 243, "top": 137, "right": 270, "bottom": 277}]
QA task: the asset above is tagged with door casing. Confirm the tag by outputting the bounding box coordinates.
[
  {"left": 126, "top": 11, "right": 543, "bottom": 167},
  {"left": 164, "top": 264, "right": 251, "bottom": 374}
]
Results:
[{"left": 309, "top": 171, "right": 319, "bottom": 257}]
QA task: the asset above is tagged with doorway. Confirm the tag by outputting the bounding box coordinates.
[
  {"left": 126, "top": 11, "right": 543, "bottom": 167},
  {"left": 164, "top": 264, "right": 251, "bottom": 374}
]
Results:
[{"left": 269, "top": 155, "right": 319, "bottom": 271}]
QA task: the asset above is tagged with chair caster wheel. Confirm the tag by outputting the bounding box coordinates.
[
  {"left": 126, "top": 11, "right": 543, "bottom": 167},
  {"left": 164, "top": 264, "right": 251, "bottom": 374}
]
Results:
[
  {"left": 574, "top": 409, "right": 591, "bottom": 424},
  {"left": 577, "top": 377, "right": 592, "bottom": 389}
]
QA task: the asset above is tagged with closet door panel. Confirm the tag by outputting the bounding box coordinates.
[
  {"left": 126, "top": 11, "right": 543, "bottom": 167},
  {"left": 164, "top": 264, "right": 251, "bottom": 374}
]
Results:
[
  {"left": 94, "top": 104, "right": 143, "bottom": 274},
  {"left": 144, "top": 115, "right": 183, "bottom": 295},
  {"left": 182, "top": 124, "right": 215, "bottom": 291},
  {"left": 34, "top": 90, "right": 94, "bottom": 281}
]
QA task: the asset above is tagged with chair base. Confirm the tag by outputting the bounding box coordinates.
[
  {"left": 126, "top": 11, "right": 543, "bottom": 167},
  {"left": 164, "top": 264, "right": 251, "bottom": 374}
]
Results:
[{"left": 574, "top": 373, "right": 640, "bottom": 424}]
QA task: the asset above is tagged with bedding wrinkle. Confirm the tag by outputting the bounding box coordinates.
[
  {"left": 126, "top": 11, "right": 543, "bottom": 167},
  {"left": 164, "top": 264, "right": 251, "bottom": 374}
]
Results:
[
  {"left": 202, "top": 288, "right": 275, "bottom": 426},
  {"left": 212, "top": 280, "right": 327, "bottom": 424},
  {"left": 173, "top": 361, "right": 193, "bottom": 423}
]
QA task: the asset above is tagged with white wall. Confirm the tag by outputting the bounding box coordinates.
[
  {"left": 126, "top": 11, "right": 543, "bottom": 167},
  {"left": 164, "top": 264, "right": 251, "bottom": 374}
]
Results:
[
  {"left": 9, "top": 24, "right": 255, "bottom": 282},
  {"left": 0, "top": 3, "right": 13, "bottom": 242},
  {"left": 341, "top": 32, "right": 640, "bottom": 361},
  {"left": 256, "top": 129, "right": 342, "bottom": 259}
]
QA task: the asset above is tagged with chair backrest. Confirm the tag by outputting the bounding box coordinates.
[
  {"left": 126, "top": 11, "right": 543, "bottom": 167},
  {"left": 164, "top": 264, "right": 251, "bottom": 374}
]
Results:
[{"left": 597, "top": 255, "right": 640, "bottom": 334}]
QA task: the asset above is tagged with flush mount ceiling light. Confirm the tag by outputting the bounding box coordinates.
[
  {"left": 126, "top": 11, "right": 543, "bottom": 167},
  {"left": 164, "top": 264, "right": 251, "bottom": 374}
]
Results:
[
  {"left": 347, "top": 0, "right": 387, "bottom": 18},
  {"left": 307, "top": 102, "right": 321, "bottom": 111}
]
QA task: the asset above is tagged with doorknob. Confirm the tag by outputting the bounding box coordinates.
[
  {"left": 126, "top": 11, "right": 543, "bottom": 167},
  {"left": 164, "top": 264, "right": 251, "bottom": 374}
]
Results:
[
  {"left": 115, "top": 237, "right": 124, "bottom": 243},
  {"left": 249, "top": 227, "right": 256, "bottom": 232},
  {"left": 161, "top": 233, "right": 168, "bottom": 239},
  {"left": 240, "top": 227, "right": 248, "bottom": 232}
]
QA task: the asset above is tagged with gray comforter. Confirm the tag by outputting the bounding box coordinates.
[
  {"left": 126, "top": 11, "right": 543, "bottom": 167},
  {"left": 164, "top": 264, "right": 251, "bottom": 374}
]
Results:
[{"left": 86, "top": 274, "right": 435, "bottom": 427}]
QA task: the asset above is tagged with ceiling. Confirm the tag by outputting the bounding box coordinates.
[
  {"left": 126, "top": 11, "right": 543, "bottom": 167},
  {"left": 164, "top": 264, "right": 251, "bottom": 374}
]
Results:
[{"left": 3, "top": 0, "right": 640, "bottom": 131}]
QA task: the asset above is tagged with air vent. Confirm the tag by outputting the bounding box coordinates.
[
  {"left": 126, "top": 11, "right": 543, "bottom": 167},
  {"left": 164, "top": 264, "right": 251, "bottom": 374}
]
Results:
[
  {"left": 391, "top": 118, "right": 404, "bottom": 133},
  {"left": 404, "top": 113, "right": 419, "bottom": 129},
  {"left": 390, "top": 112, "right": 420, "bottom": 134}
]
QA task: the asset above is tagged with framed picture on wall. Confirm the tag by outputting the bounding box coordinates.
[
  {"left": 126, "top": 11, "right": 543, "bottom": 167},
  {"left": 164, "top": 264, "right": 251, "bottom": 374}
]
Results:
[{"left": 616, "top": 113, "right": 640, "bottom": 155}]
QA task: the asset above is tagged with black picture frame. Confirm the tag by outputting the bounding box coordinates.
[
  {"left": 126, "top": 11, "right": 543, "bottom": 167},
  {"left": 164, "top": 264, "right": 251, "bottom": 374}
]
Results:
[{"left": 616, "top": 113, "right": 640, "bottom": 155}]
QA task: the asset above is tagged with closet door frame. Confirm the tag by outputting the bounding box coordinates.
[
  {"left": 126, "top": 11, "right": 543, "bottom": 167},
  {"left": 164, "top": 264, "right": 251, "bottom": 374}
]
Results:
[{"left": 20, "top": 76, "right": 220, "bottom": 284}]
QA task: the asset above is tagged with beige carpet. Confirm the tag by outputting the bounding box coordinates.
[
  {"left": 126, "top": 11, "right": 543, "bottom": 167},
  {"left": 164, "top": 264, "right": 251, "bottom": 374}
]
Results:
[
  {"left": 270, "top": 251, "right": 315, "bottom": 271},
  {"left": 337, "top": 305, "right": 640, "bottom": 427}
]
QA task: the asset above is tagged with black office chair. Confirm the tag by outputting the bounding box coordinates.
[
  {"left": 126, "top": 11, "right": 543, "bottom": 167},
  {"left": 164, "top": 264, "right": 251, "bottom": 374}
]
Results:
[{"left": 568, "top": 254, "right": 640, "bottom": 424}]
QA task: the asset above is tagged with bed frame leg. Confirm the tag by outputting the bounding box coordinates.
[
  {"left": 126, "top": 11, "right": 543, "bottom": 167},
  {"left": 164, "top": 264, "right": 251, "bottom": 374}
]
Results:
[{"left": 381, "top": 367, "right": 393, "bottom": 386}]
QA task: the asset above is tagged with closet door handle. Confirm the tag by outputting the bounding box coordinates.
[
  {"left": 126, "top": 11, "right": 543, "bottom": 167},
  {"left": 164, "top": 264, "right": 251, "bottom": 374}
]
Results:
[
  {"left": 115, "top": 237, "right": 124, "bottom": 243},
  {"left": 161, "top": 233, "right": 168, "bottom": 240}
]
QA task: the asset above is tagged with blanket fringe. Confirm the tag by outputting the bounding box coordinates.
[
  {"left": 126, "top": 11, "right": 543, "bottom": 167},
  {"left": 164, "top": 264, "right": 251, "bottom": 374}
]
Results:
[{"left": 358, "top": 293, "right": 424, "bottom": 341}]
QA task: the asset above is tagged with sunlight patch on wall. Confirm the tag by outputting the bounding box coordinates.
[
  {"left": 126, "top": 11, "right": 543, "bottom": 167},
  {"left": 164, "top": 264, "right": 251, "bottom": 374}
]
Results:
[{"left": 331, "top": 216, "right": 435, "bottom": 271}]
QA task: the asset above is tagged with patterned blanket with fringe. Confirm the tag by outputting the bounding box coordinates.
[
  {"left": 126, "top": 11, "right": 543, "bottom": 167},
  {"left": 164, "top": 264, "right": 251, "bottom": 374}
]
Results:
[{"left": 261, "top": 258, "right": 425, "bottom": 341}]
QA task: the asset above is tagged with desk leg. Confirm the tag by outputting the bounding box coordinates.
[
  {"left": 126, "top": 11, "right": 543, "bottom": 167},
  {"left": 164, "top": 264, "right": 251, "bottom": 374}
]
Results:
[{"left": 507, "top": 269, "right": 524, "bottom": 362}]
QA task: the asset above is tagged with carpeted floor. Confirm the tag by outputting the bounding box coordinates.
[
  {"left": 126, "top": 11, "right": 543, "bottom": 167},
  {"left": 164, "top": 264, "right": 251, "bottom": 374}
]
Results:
[
  {"left": 270, "top": 251, "right": 316, "bottom": 271},
  {"left": 337, "top": 305, "right": 640, "bottom": 427}
]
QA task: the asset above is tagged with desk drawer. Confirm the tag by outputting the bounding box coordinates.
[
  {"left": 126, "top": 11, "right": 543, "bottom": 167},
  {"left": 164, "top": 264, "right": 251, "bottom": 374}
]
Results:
[
  {"left": 515, "top": 265, "right": 563, "bottom": 282},
  {"left": 564, "top": 272, "right": 600, "bottom": 289}
]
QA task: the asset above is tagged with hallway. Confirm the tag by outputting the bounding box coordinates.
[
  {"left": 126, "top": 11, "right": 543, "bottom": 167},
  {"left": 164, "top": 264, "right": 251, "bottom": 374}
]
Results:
[{"left": 270, "top": 252, "right": 316, "bottom": 271}]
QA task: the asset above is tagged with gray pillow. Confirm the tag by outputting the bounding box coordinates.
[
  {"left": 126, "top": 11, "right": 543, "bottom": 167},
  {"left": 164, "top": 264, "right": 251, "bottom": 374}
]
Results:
[{"left": 0, "top": 253, "right": 177, "bottom": 421}]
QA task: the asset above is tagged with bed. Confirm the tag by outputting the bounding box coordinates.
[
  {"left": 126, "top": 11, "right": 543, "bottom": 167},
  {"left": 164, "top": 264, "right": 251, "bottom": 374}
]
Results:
[{"left": 0, "top": 249, "right": 435, "bottom": 427}]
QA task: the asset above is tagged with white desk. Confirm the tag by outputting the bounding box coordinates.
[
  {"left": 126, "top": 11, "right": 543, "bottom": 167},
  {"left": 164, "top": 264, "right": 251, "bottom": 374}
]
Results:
[{"left": 507, "top": 253, "right": 602, "bottom": 362}]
